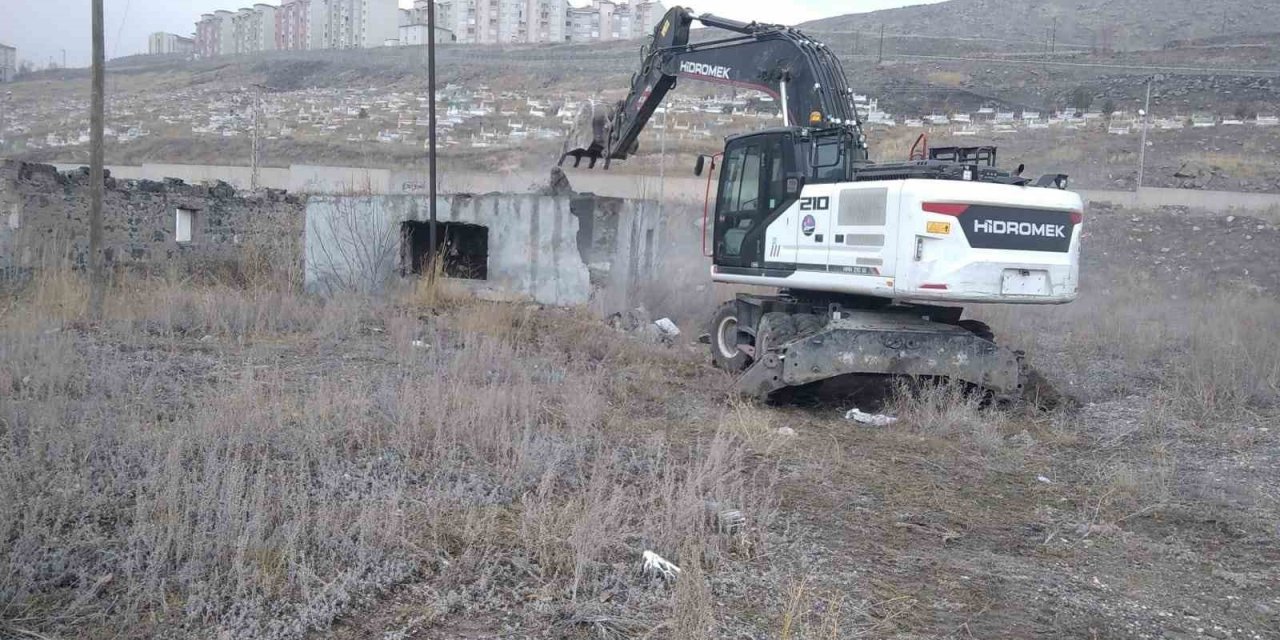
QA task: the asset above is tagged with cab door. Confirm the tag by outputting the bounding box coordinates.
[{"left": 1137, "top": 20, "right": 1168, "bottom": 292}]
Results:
[{"left": 712, "top": 133, "right": 795, "bottom": 269}]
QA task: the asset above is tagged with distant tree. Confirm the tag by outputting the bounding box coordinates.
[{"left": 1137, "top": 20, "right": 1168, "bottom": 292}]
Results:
[
  {"left": 1233, "top": 101, "right": 1257, "bottom": 120},
  {"left": 17, "top": 60, "right": 35, "bottom": 77},
  {"left": 358, "top": 107, "right": 369, "bottom": 119},
  {"left": 1101, "top": 98, "right": 1117, "bottom": 117},
  {"left": 1043, "top": 96, "right": 1060, "bottom": 115},
  {"left": 1070, "top": 86, "right": 1094, "bottom": 114}
]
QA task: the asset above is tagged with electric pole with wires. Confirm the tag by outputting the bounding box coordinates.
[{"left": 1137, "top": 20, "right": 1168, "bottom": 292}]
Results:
[
  {"left": 89, "top": 0, "right": 106, "bottom": 319},
  {"left": 878, "top": 24, "right": 885, "bottom": 64}
]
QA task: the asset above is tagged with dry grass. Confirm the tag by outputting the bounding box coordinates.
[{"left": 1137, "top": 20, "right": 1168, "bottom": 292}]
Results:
[
  {"left": 0, "top": 267, "right": 778, "bottom": 639},
  {"left": 1183, "top": 152, "right": 1273, "bottom": 179},
  {"left": 980, "top": 276, "right": 1280, "bottom": 421},
  {"left": 924, "top": 71, "right": 969, "bottom": 88}
]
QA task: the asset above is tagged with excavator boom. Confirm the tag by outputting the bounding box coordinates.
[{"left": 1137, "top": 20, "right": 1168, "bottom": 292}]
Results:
[{"left": 561, "top": 6, "right": 866, "bottom": 168}]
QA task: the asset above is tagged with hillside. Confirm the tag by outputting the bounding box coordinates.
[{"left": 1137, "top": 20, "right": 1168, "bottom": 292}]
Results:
[{"left": 801, "top": 0, "right": 1280, "bottom": 52}]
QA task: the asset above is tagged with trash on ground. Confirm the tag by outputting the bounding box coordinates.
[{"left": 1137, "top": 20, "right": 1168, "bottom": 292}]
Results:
[
  {"left": 1036, "top": 475, "right": 1053, "bottom": 484},
  {"left": 654, "top": 317, "right": 681, "bottom": 337},
  {"left": 412, "top": 340, "right": 430, "bottom": 349},
  {"left": 703, "top": 500, "right": 746, "bottom": 535},
  {"left": 844, "top": 408, "right": 898, "bottom": 426},
  {"left": 774, "top": 426, "right": 797, "bottom": 437},
  {"left": 641, "top": 550, "right": 681, "bottom": 580},
  {"left": 607, "top": 306, "right": 652, "bottom": 332},
  {"left": 714, "top": 509, "right": 746, "bottom": 535}
]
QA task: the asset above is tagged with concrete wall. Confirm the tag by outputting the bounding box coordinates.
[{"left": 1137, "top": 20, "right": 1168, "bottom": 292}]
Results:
[
  {"left": 49, "top": 163, "right": 292, "bottom": 192},
  {"left": 304, "top": 193, "right": 661, "bottom": 310},
  {"left": 1084, "top": 187, "right": 1280, "bottom": 213},
  {"left": 1, "top": 160, "right": 305, "bottom": 278},
  {"left": 48, "top": 161, "right": 1280, "bottom": 214},
  {"left": 290, "top": 164, "right": 392, "bottom": 194}
]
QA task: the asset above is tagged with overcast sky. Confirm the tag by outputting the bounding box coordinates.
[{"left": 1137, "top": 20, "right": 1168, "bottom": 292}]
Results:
[{"left": 0, "top": 0, "right": 943, "bottom": 69}]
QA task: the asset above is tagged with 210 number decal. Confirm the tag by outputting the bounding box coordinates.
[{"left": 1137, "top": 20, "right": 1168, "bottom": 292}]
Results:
[{"left": 799, "top": 196, "right": 830, "bottom": 211}]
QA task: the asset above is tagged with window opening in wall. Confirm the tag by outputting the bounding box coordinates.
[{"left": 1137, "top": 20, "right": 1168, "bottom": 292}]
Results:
[
  {"left": 175, "top": 208, "right": 196, "bottom": 243},
  {"left": 401, "top": 221, "right": 489, "bottom": 280}
]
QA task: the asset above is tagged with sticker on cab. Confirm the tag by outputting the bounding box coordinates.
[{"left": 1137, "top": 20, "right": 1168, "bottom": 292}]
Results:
[
  {"left": 801, "top": 214, "right": 816, "bottom": 236},
  {"left": 927, "top": 221, "right": 951, "bottom": 234}
]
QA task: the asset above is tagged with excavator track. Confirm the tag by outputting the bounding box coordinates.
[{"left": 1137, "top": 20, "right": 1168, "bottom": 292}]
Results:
[{"left": 720, "top": 301, "right": 1071, "bottom": 407}]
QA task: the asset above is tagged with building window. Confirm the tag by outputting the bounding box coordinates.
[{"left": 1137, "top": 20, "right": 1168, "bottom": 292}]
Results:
[
  {"left": 401, "top": 221, "right": 489, "bottom": 280},
  {"left": 175, "top": 208, "right": 196, "bottom": 243}
]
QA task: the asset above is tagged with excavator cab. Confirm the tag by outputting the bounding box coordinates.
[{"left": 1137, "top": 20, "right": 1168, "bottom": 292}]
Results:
[
  {"left": 707, "top": 127, "right": 863, "bottom": 268},
  {"left": 712, "top": 129, "right": 797, "bottom": 267}
]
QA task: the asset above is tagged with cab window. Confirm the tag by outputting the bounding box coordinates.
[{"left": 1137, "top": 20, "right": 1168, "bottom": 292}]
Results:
[{"left": 715, "top": 133, "right": 792, "bottom": 261}]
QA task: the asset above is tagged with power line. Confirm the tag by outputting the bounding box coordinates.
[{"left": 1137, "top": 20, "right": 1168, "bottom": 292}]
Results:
[
  {"left": 111, "top": 0, "right": 132, "bottom": 59},
  {"left": 841, "top": 52, "right": 1280, "bottom": 76}
]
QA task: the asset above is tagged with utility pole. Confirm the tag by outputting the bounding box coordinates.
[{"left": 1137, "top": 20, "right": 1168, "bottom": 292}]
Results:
[
  {"left": 250, "top": 87, "right": 261, "bottom": 191},
  {"left": 853, "top": 31, "right": 859, "bottom": 56},
  {"left": 89, "top": 0, "right": 106, "bottom": 320},
  {"left": 877, "top": 24, "right": 885, "bottom": 64},
  {"left": 61, "top": 49, "right": 67, "bottom": 69},
  {"left": 426, "top": 0, "right": 439, "bottom": 273},
  {"left": 658, "top": 106, "right": 667, "bottom": 211},
  {"left": 1137, "top": 78, "right": 1152, "bottom": 190},
  {"left": 1050, "top": 17, "right": 1057, "bottom": 54}
]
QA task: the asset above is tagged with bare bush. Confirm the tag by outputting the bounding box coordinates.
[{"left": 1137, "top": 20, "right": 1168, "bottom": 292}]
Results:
[{"left": 306, "top": 194, "right": 401, "bottom": 295}]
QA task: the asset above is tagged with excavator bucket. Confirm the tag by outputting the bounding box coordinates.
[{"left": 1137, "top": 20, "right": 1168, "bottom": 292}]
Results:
[{"left": 558, "top": 101, "right": 610, "bottom": 169}]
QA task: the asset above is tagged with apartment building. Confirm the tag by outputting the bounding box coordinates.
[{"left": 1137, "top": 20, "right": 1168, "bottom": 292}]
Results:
[
  {"left": 233, "top": 4, "right": 278, "bottom": 54},
  {"left": 400, "top": 24, "right": 458, "bottom": 45},
  {"left": 276, "top": 0, "right": 326, "bottom": 51},
  {"left": 0, "top": 44, "right": 16, "bottom": 83},
  {"left": 523, "top": 0, "right": 567, "bottom": 43},
  {"left": 196, "top": 0, "right": 662, "bottom": 56},
  {"left": 316, "top": 0, "right": 399, "bottom": 49},
  {"left": 445, "top": 0, "right": 659, "bottom": 44},
  {"left": 148, "top": 32, "right": 196, "bottom": 56},
  {"left": 198, "top": 0, "right": 398, "bottom": 58},
  {"left": 196, "top": 11, "right": 236, "bottom": 57}
]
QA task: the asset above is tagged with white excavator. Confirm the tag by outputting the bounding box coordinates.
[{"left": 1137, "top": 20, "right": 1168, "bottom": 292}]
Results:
[{"left": 563, "top": 7, "right": 1082, "bottom": 403}]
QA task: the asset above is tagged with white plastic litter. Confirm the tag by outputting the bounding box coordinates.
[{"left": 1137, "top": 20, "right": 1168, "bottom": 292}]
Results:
[
  {"left": 844, "top": 408, "right": 898, "bottom": 427},
  {"left": 641, "top": 550, "right": 682, "bottom": 580},
  {"left": 774, "top": 427, "right": 797, "bottom": 437},
  {"left": 1037, "top": 475, "right": 1053, "bottom": 484},
  {"left": 411, "top": 340, "right": 430, "bottom": 349},
  {"left": 654, "top": 318, "right": 681, "bottom": 337}
]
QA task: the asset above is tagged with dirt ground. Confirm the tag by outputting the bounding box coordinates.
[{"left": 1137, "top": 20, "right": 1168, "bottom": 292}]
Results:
[
  {"left": 317, "top": 205, "right": 1279, "bottom": 639},
  {"left": 2, "top": 203, "right": 1277, "bottom": 640}
]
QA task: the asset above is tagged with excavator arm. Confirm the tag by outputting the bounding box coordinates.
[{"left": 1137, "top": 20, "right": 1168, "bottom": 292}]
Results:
[{"left": 560, "top": 7, "right": 866, "bottom": 169}]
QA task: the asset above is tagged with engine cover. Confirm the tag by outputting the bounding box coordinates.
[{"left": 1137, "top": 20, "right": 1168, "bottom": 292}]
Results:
[{"left": 711, "top": 178, "right": 1083, "bottom": 305}]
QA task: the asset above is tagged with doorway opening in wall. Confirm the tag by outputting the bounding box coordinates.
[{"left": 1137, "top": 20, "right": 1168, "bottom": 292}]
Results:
[{"left": 401, "top": 221, "right": 489, "bottom": 280}]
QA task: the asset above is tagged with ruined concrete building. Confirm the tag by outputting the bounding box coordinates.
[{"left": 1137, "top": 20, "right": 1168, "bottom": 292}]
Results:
[
  {"left": 0, "top": 160, "right": 304, "bottom": 279},
  {"left": 304, "top": 193, "right": 661, "bottom": 308},
  {"left": 1, "top": 160, "right": 663, "bottom": 313}
]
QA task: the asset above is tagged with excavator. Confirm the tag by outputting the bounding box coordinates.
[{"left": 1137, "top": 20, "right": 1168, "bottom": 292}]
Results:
[{"left": 562, "top": 7, "right": 1083, "bottom": 403}]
